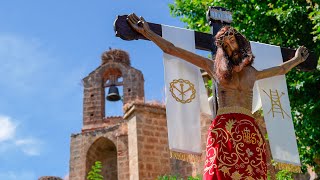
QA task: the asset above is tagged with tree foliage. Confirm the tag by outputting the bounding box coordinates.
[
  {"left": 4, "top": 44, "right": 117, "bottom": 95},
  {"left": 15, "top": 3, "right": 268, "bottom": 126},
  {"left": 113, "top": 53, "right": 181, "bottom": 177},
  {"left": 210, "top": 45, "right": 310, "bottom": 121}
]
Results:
[
  {"left": 276, "top": 170, "right": 294, "bottom": 180},
  {"left": 158, "top": 175, "right": 202, "bottom": 180},
  {"left": 87, "top": 161, "right": 104, "bottom": 180},
  {"left": 169, "top": 0, "right": 320, "bottom": 171}
]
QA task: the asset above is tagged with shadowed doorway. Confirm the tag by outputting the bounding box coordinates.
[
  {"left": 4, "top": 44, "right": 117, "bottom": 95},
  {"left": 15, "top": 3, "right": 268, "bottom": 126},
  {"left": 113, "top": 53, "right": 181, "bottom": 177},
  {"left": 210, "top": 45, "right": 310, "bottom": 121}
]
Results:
[{"left": 86, "top": 137, "right": 118, "bottom": 180}]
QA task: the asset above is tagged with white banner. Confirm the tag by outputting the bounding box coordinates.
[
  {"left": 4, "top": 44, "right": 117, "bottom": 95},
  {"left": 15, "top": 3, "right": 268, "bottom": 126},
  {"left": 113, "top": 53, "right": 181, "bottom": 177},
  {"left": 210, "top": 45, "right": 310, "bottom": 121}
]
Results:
[
  {"left": 251, "top": 42, "right": 301, "bottom": 171},
  {"left": 162, "top": 25, "right": 211, "bottom": 161}
]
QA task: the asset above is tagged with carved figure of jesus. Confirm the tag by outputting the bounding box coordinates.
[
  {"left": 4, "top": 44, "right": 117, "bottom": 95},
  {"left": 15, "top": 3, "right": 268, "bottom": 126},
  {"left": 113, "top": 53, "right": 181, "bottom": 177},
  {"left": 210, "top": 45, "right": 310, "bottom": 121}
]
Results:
[{"left": 127, "top": 13, "right": 308, "bottom": 180}]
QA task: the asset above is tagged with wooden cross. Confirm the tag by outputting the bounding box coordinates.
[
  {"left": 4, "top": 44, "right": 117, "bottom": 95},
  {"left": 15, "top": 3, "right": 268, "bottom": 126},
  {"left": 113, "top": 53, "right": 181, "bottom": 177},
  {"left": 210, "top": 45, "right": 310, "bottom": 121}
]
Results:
[
  {"left": 114, "top": 13, "right": 318, "bottom": 71},
  {"left": 113, "top": 8, "right": 316, "bottom": 180}
]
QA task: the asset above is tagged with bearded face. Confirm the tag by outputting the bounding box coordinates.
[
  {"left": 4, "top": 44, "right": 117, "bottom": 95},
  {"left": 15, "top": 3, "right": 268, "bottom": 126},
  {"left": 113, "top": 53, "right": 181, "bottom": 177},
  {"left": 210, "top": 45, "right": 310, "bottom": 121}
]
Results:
[
  {"left": 214, "top": 26, "right": 254, "bottom": 82},
  {"left": 221, "top": 34, "right": 242, "bottom": 65}
]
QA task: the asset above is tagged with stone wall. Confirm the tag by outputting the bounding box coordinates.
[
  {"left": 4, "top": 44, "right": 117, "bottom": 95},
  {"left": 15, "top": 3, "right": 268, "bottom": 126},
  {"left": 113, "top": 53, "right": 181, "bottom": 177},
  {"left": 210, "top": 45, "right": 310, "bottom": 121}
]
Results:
[
  {"left": 124, "top": 102, "right": 213, "bottom": 179},
  {"left": 69, "top": 121, "right": 129, "bottom": 180},
  {"left": 125, "top": 103, "right": 171, "bottom": 180}
]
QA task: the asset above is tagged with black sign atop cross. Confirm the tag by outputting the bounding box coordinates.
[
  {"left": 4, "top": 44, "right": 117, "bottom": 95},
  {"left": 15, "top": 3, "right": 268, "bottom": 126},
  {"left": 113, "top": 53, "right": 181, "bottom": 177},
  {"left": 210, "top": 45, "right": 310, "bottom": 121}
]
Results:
[{"left": 113, "top": 7, "right": 318, "bottom": 71}]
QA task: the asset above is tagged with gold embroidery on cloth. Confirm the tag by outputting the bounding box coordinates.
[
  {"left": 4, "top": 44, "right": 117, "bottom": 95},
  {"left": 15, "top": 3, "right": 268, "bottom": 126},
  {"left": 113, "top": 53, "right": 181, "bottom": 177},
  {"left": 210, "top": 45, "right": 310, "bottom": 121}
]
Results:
[
  {"left": 231, "top": 171, "right": 243, "bottom": 180},
  {"left": 245, "top": 165, "right": 254, "bottom": 176},
  {"left": 217, "top": 106, "right": 254, "bottom": 118},
  {"left": 169, "top": 79, "right": 196, "bottom": 104},
  {"left": 170, "top": 150, "right": 202, "bottom": 163},
  {"left": 275, "top": 162, "right": 302, "bottom": 173},
  {"left": 225, "top": 119, "right": 236, "bottom": 132},
  {"left": 245, "top": 176, "right": 256, "bottom": 180},
  {"left": 220, "top": 166, "right": 231, "bottom": 176},
  {"left": 242, "top": 127, "right": 257, "bottom": 144},
  {"left": 204, "top": 116, "right": 267, "bottom": 179},
  {"left": 262, "top": 89, "right": 291, "bottom": 119}
]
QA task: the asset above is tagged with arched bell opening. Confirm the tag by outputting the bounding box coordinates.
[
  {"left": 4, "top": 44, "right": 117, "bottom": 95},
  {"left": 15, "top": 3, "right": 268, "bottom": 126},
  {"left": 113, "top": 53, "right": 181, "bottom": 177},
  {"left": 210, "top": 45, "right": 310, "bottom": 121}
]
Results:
[
  {"left": 105, "top": 86, "right": 123, "bottom": 116},
  {"left": 103, "top": 68, "right": 123, "bottom": 117},
  {"left": 86, "top": 137, "right": 118, "bottom": 180}
]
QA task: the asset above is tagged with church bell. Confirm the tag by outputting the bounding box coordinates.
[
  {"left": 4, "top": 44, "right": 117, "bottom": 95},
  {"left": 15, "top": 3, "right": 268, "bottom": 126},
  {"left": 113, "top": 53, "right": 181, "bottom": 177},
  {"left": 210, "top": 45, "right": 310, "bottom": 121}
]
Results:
[{"left": 106, "top": 85, "right": 121, "bottom": 101}]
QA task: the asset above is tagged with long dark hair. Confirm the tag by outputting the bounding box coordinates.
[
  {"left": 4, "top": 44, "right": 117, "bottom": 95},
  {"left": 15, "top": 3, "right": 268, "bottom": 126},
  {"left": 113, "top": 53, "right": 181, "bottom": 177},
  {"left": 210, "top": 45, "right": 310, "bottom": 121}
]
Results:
[{"left": 214, "top": 26, "right": 254, "bottom": 82}]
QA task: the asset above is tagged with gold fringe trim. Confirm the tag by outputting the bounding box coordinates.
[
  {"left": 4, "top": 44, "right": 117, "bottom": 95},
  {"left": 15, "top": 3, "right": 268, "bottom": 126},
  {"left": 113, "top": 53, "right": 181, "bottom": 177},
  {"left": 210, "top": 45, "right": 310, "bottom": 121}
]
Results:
[
  {"left": 275, "top": 162, "right": 302, "bottom": 173},
  {"left": 217, "top": 106, "right": 254, "bottom": 118},
  {"left": 170, "top": 150, "right": 202, "bottom": 163}
]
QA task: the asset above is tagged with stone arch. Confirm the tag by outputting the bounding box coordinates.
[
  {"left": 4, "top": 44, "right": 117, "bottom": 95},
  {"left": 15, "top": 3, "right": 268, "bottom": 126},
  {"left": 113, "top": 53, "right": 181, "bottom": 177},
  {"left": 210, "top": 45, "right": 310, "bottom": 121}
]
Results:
[
  {"left": 86, "top": 137, "right": 118, "bottom": 180},
  {"left": 97, "top": 63, "right": 128, "bottom": 81}
]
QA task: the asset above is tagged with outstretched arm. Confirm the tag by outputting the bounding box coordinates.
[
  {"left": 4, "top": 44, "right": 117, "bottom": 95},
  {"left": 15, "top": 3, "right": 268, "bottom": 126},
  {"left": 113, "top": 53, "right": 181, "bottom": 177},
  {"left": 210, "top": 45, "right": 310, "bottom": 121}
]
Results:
[
  {"left": 127, "top": 13, "right": 215, "bottom": 77},
  {"left": 256, "top": 46, "right": 309, "bottom": 80}
]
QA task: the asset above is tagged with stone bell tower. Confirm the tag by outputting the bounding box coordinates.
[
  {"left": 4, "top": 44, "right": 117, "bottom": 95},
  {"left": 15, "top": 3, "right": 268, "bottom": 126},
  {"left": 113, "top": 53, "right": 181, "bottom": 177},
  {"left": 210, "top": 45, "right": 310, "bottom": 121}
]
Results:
[
  {"left": 69, "top": 49, "right": 145, "bottom": 180},
  {"left": 82, "top": 49, "right": 144, "bottom": 127}
]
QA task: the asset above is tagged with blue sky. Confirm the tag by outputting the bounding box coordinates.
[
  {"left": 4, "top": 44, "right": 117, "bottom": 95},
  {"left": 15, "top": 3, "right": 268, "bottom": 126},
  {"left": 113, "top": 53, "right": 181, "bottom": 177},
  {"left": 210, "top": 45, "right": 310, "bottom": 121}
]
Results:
[{"left": 0, "top": 1, "right": 189, "bottom": 179}]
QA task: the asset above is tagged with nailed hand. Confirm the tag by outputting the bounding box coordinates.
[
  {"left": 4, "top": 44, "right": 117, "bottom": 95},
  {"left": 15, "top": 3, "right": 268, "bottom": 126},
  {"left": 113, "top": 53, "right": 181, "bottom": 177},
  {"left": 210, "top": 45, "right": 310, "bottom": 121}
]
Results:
[{"left": 127, "top": 13, "right": 150, "bottom": 36}]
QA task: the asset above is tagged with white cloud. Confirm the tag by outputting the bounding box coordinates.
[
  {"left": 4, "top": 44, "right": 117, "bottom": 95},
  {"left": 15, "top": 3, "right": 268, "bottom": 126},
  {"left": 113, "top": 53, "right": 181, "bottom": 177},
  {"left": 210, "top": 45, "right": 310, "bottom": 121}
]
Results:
[
  {"left": 0, "top": 115, "right": 16, "bottom": 142},
  {"left": 0, "top": 171, "right": 36, "bottom": 180},
  {"left": 0, "top": 114, "right": 42, "bottom": 156},
  {"left": 15, "top": 138, "right": 43, "bottom": 156}
]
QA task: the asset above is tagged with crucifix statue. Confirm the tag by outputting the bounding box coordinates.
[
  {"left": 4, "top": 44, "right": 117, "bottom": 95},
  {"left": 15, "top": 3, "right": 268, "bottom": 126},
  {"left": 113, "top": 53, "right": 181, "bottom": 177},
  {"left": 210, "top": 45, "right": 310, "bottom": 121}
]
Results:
[{"left": 114, "top": 7, "right": 316, "bottom": 180}]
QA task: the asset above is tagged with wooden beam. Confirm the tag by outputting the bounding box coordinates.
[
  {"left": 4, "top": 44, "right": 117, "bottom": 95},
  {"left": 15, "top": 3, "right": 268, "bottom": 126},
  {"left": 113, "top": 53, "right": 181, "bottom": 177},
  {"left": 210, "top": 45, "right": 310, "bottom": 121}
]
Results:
[
  {"left": 114, "top": 15, "right": 318, "bottom": 71},
  {"left": 114, "top": 15, "right": 162, "bottom": 41},
  {"left": 114, "top": 15, "right": 213, "bottom": 51}
]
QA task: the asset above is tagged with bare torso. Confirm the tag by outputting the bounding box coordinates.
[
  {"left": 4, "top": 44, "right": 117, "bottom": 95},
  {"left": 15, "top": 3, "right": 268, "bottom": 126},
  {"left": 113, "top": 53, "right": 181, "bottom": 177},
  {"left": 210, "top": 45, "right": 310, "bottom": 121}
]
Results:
[{"left": 217, "top": 66, "right": 257, "bottom": 110}]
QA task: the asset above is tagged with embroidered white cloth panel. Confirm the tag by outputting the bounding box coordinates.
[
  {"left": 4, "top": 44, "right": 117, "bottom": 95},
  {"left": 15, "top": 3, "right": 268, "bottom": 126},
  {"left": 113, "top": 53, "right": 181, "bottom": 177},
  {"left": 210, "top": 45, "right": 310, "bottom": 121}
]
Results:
[
  {"left": 162, "top": 24, "right": 211, "bottom": 155},
  {"left": 251, "top": 42, "right": 301, "bottom": 166}
]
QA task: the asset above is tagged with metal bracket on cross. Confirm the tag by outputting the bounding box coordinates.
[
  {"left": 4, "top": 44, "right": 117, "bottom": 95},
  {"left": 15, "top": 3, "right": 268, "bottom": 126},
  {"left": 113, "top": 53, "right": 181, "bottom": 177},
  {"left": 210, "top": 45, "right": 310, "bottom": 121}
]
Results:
[{"left": 114, "top": 11, "right": 318, "bottom": 71}]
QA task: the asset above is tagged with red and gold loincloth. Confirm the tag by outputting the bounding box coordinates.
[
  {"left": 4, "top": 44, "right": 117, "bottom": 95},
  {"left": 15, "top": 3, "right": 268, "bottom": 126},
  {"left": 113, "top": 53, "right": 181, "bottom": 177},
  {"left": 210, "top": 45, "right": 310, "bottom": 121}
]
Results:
[{"left": 203, "top": 107, "right": 267, "bottom": 180}]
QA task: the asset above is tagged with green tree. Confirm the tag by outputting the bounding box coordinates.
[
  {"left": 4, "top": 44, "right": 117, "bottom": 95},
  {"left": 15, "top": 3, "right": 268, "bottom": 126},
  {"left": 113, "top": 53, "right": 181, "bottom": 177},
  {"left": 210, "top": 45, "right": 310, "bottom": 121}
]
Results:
[
  {"left": 276, "top": 170, "right": 294, "bottom": 180},
  {"left": 87, "top": 161, "right": 104, "bottom": 180},
  {"left": 169, "top": 0, "right": 320, "bottom": 172},
  {"left": 158, "top": 175, "right": 202, "bottom": 180}
]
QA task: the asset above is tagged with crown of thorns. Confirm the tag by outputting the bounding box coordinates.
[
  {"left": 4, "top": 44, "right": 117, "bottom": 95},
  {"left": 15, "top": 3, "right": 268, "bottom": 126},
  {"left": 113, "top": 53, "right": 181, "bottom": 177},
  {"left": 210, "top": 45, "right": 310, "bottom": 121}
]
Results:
[{"left": 215, "top": 27, "right": 239, "bottom": 47}]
